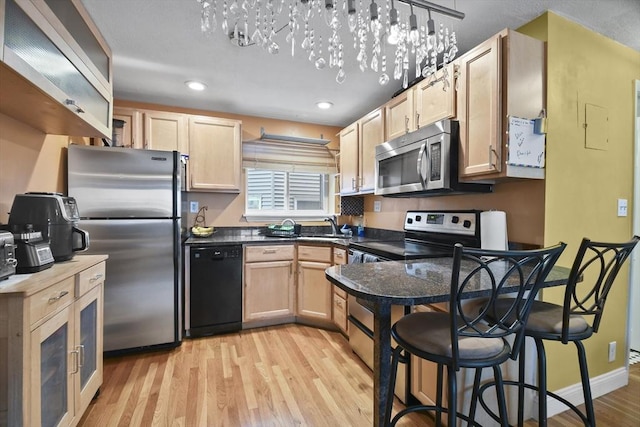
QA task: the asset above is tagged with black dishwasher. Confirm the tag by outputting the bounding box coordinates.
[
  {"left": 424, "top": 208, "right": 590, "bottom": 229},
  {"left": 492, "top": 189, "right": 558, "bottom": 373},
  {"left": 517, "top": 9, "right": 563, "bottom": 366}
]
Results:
[{"left": 186, "top": 245, "right": 242, "bottom": 337}]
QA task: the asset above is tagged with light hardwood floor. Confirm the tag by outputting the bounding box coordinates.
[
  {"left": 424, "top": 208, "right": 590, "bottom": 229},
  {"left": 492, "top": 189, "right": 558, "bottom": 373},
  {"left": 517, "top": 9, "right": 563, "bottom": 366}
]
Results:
[{"left": 79, "top": 324, "right": 640, "bottom": 426}]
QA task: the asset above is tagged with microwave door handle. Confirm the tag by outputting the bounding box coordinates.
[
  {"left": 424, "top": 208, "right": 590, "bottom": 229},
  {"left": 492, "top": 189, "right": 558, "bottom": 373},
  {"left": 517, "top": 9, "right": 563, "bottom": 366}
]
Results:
[{"left": 416, "top": 143, "right": 428, "bottom": 188}]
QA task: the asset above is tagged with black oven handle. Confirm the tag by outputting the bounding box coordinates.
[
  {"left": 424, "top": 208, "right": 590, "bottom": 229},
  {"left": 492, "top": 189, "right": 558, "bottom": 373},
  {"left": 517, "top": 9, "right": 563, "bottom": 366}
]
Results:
[{"left": 416, "top": 142, "right": 429, "bottom": 188}]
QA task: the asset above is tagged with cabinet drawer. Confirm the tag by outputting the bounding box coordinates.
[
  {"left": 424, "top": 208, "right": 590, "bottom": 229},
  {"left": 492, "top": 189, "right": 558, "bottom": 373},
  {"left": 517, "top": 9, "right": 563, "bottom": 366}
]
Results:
[
  {"left": 298, "top": 245, "right": 331, "bottom": 262},
  {"left": 245, "top": 245, "right": 295, "bottom": 262},
  {"left": 77, "top": 262, "right": 106, "bottom": 297},
  {"left": 333, "top": 247, "right": 347, "bottom": 265},
  {"left": 334, "top": 285, "right": 347, "bottom": 300},
  {"left": 333, "top": 293, "right": 348, "bottom": 332},
  {"left": 28, "top": 276, "right": 75, "bottom": 327}
]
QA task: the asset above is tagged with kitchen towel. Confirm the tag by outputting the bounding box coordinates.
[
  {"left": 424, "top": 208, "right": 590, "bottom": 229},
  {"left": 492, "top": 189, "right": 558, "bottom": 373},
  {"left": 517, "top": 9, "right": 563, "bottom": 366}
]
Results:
[{"left": 481, "top": 211, "right": 508, "bottom": 251}]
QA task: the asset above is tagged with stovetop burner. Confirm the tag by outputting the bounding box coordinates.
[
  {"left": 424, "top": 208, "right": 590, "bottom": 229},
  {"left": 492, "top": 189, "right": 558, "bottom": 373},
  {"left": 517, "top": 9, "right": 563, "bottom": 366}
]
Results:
[{"left": 349, "top": 210, "right": 482, "bottom": 261}]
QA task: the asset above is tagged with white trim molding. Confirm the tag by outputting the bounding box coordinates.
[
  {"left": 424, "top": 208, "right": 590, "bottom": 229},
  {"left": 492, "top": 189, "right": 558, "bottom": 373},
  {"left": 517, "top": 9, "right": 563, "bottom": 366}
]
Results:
[{"left": 533, "top": 367, "right": 629, "bottom": 420}]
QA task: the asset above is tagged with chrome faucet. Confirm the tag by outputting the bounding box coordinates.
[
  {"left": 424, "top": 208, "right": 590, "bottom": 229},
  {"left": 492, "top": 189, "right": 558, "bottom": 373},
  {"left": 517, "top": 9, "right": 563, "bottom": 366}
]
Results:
[
  {"left": 324, "top": 215, "right": 341, "bottom": 236},
  {"left": 281, "top": 218, "right": 296, "bottom": 226}
]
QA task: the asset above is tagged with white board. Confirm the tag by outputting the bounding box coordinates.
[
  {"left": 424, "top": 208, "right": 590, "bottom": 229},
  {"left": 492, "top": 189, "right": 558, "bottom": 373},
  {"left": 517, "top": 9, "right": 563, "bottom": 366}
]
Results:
[{"left": 507, "top": 116, "right": 546, "bottom": 168}]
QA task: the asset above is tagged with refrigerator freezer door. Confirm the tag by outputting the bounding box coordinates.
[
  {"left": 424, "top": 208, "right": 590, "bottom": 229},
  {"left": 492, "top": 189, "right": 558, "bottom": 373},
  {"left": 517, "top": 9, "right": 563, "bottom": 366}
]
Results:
[
  {"left": 80, "top": 219, "right": 180, "bottom": 352},
  {"left": 68, "top": 144, "right": 178, "bottom": 218}
]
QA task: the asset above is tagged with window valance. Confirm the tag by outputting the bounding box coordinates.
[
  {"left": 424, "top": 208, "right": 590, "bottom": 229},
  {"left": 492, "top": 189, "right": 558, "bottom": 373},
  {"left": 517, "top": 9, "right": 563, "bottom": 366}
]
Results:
[{"left": 242, "top": 139, "right": 338, "bottom": 174}]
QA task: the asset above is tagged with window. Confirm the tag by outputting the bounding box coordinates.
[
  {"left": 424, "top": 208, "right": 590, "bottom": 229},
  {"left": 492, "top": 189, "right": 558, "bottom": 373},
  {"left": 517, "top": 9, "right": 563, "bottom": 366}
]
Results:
[{"left": 246, "top": 168, "right": 329, "bottom": 218}]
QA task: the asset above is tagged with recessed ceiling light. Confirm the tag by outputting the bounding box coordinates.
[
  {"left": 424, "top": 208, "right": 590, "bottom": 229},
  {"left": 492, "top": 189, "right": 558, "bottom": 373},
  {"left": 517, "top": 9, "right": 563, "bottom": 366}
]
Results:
[
  {"left": 316, "top": 101, "right": 333, "bottom": 110},
  {"left": 185, "top": 81, "right": 207, "bottom": 91}
]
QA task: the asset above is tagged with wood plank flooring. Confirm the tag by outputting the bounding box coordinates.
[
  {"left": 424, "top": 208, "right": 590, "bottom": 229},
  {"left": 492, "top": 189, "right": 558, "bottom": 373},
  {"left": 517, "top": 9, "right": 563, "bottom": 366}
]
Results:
[{"left": 79, "top": 324, "right": 640, "bottom": 426}]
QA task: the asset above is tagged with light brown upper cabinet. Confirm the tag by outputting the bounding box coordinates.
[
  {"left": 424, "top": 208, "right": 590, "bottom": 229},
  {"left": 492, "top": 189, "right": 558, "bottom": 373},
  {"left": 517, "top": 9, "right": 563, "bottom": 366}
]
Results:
[
  {"left": 188, "top": 116, "right": 242, "bottom": 193},
  {"left": 457, "top": 29, "right": 545, "bottom": 181},
  {"left": 385, "top": 64, "right": 457, "bottom": 142},
  {"left": 0, "top": 0, "right": 113, "bottom": 138},
  {"left": 414, "top": 63, "right": 457, "bottom": 129},
  {"left": 143, "top": 110, "right": 188, "bottom": 153},
  {"left": 339, "top": 107, "right": 384, "bottom": 195},
  {"left": 112, "top": 107, "right": 142, "bottom": 149},
  {"left": 385, "top": 89, "right": 415, "bottom": 141}
]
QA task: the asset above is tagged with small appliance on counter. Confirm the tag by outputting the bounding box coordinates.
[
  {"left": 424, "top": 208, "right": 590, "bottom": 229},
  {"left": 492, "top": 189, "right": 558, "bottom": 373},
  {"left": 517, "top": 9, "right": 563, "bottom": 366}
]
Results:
[
  {"left": 8, "top": 192, "right": 89, "bottom": 262},
  {"left": 0, "top": 231, "right": 17, "bottom": 280},
  {"left": 9, "top": 224, "right": 55, "bottom": 273}
]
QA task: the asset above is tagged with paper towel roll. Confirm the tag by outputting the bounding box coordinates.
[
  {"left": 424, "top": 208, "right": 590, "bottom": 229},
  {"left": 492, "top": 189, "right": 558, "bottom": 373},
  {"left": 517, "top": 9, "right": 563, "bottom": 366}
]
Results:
[{"left": 481, "top": 211, "right": 508, "bottom": 250}]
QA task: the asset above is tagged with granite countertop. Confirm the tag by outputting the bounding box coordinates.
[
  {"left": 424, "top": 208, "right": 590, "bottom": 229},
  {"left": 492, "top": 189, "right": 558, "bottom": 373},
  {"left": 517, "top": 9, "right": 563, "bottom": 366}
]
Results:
[
  {"left": 325, "top": 258, "right": 572, "bottom": 306},
  {"left": 184, "top": 226, "right": 399, "bottom": 246}
]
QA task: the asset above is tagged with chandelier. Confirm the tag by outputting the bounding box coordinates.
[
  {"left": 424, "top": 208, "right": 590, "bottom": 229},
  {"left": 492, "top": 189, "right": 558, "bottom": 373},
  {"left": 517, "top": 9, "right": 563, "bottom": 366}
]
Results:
[{"left": 197, "top": 0, "right": 464, "bottom": 88}]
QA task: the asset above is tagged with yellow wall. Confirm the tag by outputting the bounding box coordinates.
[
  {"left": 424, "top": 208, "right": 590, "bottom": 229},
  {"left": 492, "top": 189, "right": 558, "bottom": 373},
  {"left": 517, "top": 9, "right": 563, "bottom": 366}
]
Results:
[{"left": 520, "top": 13, "right": 639, "bottom": 391}]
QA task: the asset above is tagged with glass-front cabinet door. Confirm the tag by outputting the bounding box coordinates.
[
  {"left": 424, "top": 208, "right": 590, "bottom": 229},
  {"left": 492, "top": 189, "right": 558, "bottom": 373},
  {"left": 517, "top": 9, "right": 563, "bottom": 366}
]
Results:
[
  {"left": 30, "top": 305, "right": 75, "bottom": 427},
  {"left": 74, "top": 285, "right": 103, "bottom": 417}
]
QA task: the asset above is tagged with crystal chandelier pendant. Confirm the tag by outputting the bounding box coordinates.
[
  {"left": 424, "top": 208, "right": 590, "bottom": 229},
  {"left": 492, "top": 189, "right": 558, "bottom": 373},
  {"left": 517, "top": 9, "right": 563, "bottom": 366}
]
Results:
[{"left": 196, "top": 0, "right": 464, "bottom": 87}]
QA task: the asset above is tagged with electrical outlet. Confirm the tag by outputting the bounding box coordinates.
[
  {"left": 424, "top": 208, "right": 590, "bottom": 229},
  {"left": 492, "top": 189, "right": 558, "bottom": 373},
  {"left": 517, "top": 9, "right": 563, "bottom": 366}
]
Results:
[
  {"left": 374, "top": 200, "right": 382, "bottom": 212},
  {"left": 608, "top": 341, "right": 616, "bottom": 362},
  {"left": 190, "top": 201, "right": 199, "bottom": 213},
  {"left": 617, "top": 199, "right": 628, "bottom": 217}
]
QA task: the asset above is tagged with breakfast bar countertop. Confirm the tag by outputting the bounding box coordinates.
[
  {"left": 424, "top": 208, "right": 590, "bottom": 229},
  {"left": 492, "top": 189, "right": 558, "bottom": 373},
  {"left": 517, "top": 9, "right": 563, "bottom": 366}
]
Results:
[{"left": 325, "top": 257, "right": 572, "bottom": 305}]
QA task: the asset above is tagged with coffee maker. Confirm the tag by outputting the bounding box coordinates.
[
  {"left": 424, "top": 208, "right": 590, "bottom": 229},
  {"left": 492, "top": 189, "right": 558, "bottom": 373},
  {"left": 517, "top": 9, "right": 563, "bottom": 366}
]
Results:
[{"left": 8, "top": 193, "right": 89, "bottom": 262}]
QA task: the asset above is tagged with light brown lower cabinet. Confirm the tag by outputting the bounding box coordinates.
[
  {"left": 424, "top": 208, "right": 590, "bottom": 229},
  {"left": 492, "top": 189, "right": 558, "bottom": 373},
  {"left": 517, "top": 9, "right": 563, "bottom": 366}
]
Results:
[
  {"left": 297, "top": 245, "right": 332, "bottom": 322},
  {"left": 243, "top": 245, "right": 295, "bottom": 323},
  {"left": 411, "top": 304, "right": 447, "bottom": 407},
  {"left": 0, "top": 256, "right": 106, "bottom": 427},
  {"left": 332, "top": 247, "right": 348, "bottom": 334}
]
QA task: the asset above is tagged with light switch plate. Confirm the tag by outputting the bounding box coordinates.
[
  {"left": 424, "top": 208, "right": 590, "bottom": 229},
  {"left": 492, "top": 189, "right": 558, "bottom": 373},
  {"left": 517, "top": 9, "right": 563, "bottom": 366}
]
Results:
[
  {"left": 374, "top": 201, "right": 381, "bottom": 212},
  {"left": 617, "top": 199, "right": 628, "bottom": 217},
  {"left": 190, "top": 201, "right": 199, "bottom": 213}
]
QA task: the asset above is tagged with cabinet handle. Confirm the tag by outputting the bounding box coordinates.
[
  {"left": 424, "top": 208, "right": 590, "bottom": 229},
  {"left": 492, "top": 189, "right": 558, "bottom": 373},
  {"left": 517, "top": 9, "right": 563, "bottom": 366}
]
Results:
[
  {"left": 48, "top": 290, "right": 69, "bottom": 304},
  {"left": 65, "top": 99, "right": 85, "bottom": 114},
  {"left": 416, "top": 113, "right": 420, "bottom": 129},
  {"left": 70, "top": 349, "right": 80, "bottom": 374},
  {"left": 404, "top": 116, "right": 409, "bottom": 134},
  {"left": 336, "top": 300, "right": 343, "bottom": 308},
  {"left": 77, "top": 345, "right": 85, "bottom": 368},
  {"left": 351, "top": 177, "right": 356, "bottom": 190},
  {"left": 488, "top": 145, "right": 499, "bottom": 169},
  {"left": 263, "top": 249, "right": 276, "bottom": 254},
  {"left": 289, "top": 263, "right": 292, "bottom": 276},
  {"left": 90, "top": 273, "right": 104, "bottom": 282}
]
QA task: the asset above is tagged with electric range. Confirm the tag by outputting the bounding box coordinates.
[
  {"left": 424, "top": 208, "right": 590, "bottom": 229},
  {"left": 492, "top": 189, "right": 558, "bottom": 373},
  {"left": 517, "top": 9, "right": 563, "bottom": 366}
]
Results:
[{"left": 349, "top": 210, "right": 482, "bottom": 261}]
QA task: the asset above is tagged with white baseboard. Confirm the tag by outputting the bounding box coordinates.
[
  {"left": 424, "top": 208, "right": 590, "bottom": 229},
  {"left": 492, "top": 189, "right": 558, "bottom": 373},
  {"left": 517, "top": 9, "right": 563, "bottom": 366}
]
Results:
[{"left": 533, "top": 366, "right": 629, "bottom": 420}]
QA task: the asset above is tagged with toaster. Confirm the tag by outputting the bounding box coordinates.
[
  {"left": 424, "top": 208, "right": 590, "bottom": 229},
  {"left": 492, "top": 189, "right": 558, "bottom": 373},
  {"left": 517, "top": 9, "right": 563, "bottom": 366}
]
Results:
[{"left": 0, "top": 231, "right": 17, "bottom": 280}]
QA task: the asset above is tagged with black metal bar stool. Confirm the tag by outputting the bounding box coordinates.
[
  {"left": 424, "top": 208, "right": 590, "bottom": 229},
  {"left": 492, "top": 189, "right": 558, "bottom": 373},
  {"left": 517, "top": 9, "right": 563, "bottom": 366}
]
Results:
[
  {"left": 384, "top": 242, "right": 566, "bottom": 427},
  {"left": 477, "top": 236, "right": 639, "bottom": 426}
]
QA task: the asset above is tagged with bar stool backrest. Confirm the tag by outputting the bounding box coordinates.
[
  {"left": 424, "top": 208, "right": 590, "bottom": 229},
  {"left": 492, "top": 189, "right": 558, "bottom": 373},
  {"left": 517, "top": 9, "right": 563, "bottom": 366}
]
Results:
[
  {"left": 450, "top": 242, "right": 566, "bottom": 369},
  {"left": 562, "top": 236, "right": 640, "bottom": 343}
]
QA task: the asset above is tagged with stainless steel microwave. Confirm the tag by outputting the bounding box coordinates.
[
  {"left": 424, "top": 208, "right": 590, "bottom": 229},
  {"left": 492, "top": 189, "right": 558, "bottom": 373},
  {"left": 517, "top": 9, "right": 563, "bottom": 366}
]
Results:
[{"left": 374, "top": 120, "right": 492, "bottom": 197}]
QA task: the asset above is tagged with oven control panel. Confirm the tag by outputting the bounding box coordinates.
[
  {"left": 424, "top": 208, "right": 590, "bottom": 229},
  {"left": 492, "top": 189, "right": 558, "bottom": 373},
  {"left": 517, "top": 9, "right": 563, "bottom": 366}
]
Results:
[{"left": 404, "top": 211, "right": 478, "bottom": 236}]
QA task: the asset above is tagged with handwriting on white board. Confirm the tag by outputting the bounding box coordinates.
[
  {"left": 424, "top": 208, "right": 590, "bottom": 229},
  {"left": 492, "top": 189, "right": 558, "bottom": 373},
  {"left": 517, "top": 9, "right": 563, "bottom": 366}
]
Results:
[{"left": 507, "top": 116, "right": 545, "bottom": 168}]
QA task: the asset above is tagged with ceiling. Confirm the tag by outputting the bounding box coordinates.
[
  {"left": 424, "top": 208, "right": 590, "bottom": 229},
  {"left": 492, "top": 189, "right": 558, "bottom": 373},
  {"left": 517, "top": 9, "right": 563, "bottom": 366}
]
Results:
[{"left": 80, "top": 0, "right": 640, "bottom": 128}]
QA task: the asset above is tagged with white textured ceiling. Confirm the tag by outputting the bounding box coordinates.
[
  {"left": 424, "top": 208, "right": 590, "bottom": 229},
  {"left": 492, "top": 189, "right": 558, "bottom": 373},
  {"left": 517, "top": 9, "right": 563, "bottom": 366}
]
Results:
[{"left": 80, "top": 0, "right": 640, "bottom": 128}]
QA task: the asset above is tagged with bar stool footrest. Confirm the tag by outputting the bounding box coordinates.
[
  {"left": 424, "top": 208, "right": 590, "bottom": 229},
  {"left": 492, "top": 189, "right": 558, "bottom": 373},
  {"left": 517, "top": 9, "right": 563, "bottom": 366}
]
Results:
[{"left": 476, "top": 380, "right": 591, "bottom": 426}]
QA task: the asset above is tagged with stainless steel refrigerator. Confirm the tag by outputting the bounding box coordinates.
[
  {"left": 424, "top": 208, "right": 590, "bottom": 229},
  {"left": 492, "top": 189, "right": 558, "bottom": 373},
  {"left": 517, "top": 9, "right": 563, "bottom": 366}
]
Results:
[{"left": 68, "top": 144, "right": 182, "bottom": 354}]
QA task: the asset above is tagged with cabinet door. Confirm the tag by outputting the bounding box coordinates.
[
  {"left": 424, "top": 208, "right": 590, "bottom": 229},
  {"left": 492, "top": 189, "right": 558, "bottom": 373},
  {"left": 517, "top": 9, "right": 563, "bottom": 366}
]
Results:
[
  {"left": 384, "top": 89, "right": 414, "bottom": 141},
  {"left": 415, "top": 62, "right": 456, "bottom": 128},
  {"left": 244, "top": 260, "right": 294, "bottom": 321},
  {"left": 297, "top": 261, "right": 332, "bottom": 321},
  {"left": 339, "top": 123, "right": 359, "bottom": 194},
  {"left": 143, "top": 111, "right": 187, "bottom": 153},
  {"left": 188, "top": 116, "right": 242, "bottom": 192},
  {"left": 359, "top": 108, "right": 384, "bottom": 193},
  {"left": 74, "top": 284, "right": 103, "bottom": 420},
  {"left": 30, "top": 305, "right": 75, "bottom": 427},
  {"left": 457, "top": 34, "right": 502, "bottom": 177},
  {"left": 113, "top": 107, "right": 142, "bottom": 149}
]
